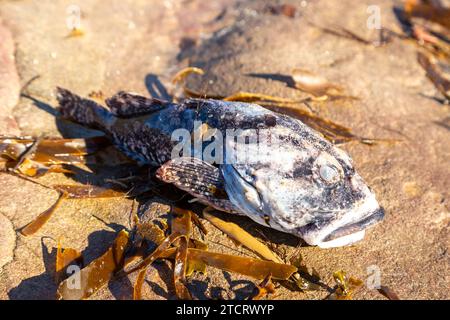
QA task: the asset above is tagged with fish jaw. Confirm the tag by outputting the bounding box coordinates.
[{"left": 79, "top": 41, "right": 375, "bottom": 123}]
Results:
[{"left": 304, "top": 205, "right": 384, "bottom": 248}]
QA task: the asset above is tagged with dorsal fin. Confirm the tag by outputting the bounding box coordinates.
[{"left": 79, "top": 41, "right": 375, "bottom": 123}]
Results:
[{"left": 105, "top": 92, "right": 170, "bottom": 118}]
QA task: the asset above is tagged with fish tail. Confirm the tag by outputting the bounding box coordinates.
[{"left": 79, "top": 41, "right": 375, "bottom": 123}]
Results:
[{"left": 56, "top": 87, "right": 114, "bottom": 130}]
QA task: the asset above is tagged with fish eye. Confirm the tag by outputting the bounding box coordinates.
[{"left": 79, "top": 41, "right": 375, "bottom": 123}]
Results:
[{"left": 319, "top": 164, "right": 340, "bottom": 184}]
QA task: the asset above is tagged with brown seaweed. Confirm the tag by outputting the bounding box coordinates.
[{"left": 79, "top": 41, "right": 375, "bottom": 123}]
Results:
[
  {"left": 247, "top": 275, "right": 276, "bottom": 300},
  {"left": 402, "top": 0, "right": 450, "bottom": 58},
  {"left": 288, "top": 254, "right": 324, "bottom": 291},
  {"left": 223, "top": 92, "right": 306, "bottom": 104},
  {"left": 0, "top": 138, "right": 33, "bottom": 162},
  {"left": 417, "top": 51, "right": 450, "bottom": 100},
  {"left": 0, "top": 136, "right": 109, "bottom": 177},
  {"left": 52, "top": 184, "right": 127, "bottom": 199},
  {"left": 171, "top": 208, "right": 193, "bottom": 299},
  {"left": 405, "top": 0, "right": 450, "bottom": 30},
  {"left": 33, "top": 137, "right": 109, "bottom": 164},
  {"left": 16, "top": 158, "right": 74, "bottom": 177},
  {"left": 131, "top": 207, "right": 193, "bottom": 299},
  {"left": 20, "top": 192, "right": 68, "bottom": 236},
  {"left": 130, "top": 232, "right": 185, "bottom": 298},
  {"left": 172, "top": 67, "right": 205, "bottom": 85},
  {"left": 57, "top": 230, "right": 130, "bottom": 300},
  {"left": 128, "top": 206, "right": 299, "bottom": 299},
  {"left": 55, "top": 240, "right": 84, "bottom": 284},
  {"left": 173, "top": 237, "right": 192, "bottom": 299},
  {"left": 203, "top": 208, "right": 284, "bottom": 263},
  {"left": 186, "top": 249, "right": 296, "bottom": 280},
  {"left": 190, "top": 211, "right": 208, "bottom": 236},
  {"left": 328, "top": 270, "right": 363, "bottom": 300}
]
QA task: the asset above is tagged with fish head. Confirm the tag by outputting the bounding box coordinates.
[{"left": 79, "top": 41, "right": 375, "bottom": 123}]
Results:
[{"left": 221, "top": 130, "right": 384, "bottom": 248}]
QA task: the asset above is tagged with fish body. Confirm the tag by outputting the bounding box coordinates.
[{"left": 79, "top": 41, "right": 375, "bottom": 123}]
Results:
[{"left": 57, "top": 88, "right": 384, "bottom": 248}]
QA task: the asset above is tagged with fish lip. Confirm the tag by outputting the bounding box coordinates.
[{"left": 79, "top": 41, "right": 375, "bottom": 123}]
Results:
[{"left": 321, "top": 207, "right": 385, "bottom": 243}]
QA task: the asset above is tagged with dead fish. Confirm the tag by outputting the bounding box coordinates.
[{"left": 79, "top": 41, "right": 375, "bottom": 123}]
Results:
[{"left": 56, "top": 88, "right": 384, "bottom": 248}]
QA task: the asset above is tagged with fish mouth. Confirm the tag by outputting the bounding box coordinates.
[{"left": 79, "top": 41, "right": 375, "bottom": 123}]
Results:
[
  {"left": 322, "top": 207, "right": 384, "bottom": 242},
  {"left": 317, "top": 207, "right": 385, "bottom": 248}
]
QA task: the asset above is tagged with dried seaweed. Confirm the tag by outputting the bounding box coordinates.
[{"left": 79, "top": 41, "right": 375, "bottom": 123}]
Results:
[
  {"left": 20, "top": 192, "right": 68, "bottom": 236},
  {"left": 127, "top": 205, "right": 301, "bottom": 299},
  {"left": 400, "top": 1, "right": 450, "bottom": 105},
  {"left": 0, "top": 136, "right": 109, "bottom": 176},
  {"left": 328, "top": 270, "right": 363, "bottom": 300},
  {"left": 405, "top": 0, "right": 450, "bottom": 30},
  {"left": 289, "top": 255, "right": 324, "bottom": 291},
  {"left": 171, "top": 208, "right": 193, "bottom": 299},
  {"left": 0, "top": 138, "right": 33, "bottom": 162},
  {"left": 52, "top": 184, "right": 127, "bottom": 199},
  {"left": 190, "top": 212, "right": 208, "bottom": 236},
  {"left": 223, "top": 92, "right": 305, "bottom": 104},
  {"left": 130, "top": 207, "right": 193, "bottom": 300},
  {"left": 57, "top": 230, "right": 130, "bottom": 300},
  {"left": 174, "top": 237, "right": 192, "bottom": 299},
  {"left": 33, "top": 137, "right": 109, "bottom": 165},
  {"left": 55, "top": 240, "right": 84, "bottom": 284},
  {"left": 203, "top": 208, "right": 284, "bottom": 263},
  {"left": 418, "top": 51, "right": 450, "bottom": 100},
  {"left": 172, "top": 67, "right": 222, "bottom": 100},
  {"left": 172, "top": 67, "right": 205, "bottom": 85},
  {"left": 412, "top": 24, "right": 450, "bottom": 57},
  {"left": 130, "top": 232, "right": 184, "bottom": 298},
  {"left": 185, "top": 241, "right": 207, "bottom": 277},
  {"left": 187, "top": 249, "right": 296, "bottom": 280},
  {"left": 16, "top": 158, "right": 74, "bottom": 177},
  {"left": 247, "top": 275, "right": 276, "bottom": 300},
  {"left": 132, "top": 246, "right": 296, "bottom": 298},
  {"left": 132, "top": 265, "right": 147, "bottom": 300}
]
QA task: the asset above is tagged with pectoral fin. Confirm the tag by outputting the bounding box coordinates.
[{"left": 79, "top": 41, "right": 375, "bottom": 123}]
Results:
[{"left": 156, "top": 157, "right": 240, "bottom": 214}]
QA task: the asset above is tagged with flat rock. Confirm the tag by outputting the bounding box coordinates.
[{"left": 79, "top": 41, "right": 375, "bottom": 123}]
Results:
[
  {"left": 0, "top": 212, "right": 15, "bottom": 269},
  {"left": 0, "top": 18, "right": 20, "bottom": 135}
]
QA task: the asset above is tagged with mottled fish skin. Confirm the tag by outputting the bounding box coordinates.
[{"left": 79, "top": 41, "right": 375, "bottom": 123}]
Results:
[{"left": 56, "top": 88, "right": 384, "bottom": 248}]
